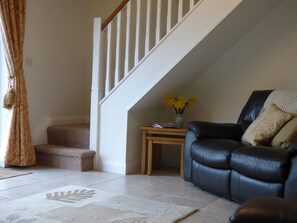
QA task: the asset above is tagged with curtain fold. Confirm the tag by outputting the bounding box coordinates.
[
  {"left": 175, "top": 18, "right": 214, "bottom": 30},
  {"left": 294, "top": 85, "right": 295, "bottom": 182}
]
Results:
[{"left": 0, "top": 0, "right": 36, "bottom": 166}]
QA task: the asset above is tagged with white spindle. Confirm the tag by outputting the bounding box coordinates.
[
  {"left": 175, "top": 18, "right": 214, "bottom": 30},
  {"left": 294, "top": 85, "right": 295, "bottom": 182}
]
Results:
[
  {"left": 115, "top": 12, "right": 122, "bottom": 85},
  {"left": 105, "top": 23, "right": 113, "bottom": 95},
  {"left": 178, "top": 0, "right": 183, "bottom": 22},
  {"left": 134, "top": 0, "right": 141, "bottom": 65},
  {"left": 145, "top": 0, "right": 151, "bottom": 55},
  {"left": 190, "top": 0, "right": 195, "bottom": 10},
  {"left": 124, "top": 1, "right": 131, "bottom": 76},
  {"left": 155, "top": 0, "right": 162, "bottom": 43},
  {"left": 167, "top": 0, "right": 172, "bottom": 33}
]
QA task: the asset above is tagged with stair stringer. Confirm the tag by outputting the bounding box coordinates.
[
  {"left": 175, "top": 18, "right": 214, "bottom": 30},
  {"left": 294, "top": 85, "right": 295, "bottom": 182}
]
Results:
[{"left": 95, "top": 0, "right": 244, "bottom": 174}]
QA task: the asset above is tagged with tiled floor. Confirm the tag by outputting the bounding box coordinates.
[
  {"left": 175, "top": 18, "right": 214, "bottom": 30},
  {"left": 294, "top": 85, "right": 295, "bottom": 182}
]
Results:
[{"left": 0, "top": 166, "right": 239, "bottom": 222}]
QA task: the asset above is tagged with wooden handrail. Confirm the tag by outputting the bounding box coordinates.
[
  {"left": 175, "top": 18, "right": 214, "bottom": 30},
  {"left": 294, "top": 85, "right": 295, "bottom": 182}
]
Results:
[{"left": 101, "top": 0, "right": 129, "bottom": 31}]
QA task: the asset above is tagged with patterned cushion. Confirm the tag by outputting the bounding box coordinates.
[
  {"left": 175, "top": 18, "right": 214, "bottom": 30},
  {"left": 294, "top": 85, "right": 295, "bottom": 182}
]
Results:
[
  {"left": 242, "top": 104, "right": 293, "bottom": 146},
  {"left": 263, "top": 89, "right": 297, "bottom": 115}
]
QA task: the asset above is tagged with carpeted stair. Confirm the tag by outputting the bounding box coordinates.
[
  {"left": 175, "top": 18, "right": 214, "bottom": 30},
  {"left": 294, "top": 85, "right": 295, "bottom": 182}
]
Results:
[{"left": 35, "top": 124, "right": 95, "bottom": 171}]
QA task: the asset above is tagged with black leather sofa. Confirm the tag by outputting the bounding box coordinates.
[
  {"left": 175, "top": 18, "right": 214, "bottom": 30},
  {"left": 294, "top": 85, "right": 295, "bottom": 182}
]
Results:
[
  {"left": 229, "top": 196, "right": 297, "bottom": 223},
  {"left": 184, "top": 90, "right": 297, "bottom": 203}
]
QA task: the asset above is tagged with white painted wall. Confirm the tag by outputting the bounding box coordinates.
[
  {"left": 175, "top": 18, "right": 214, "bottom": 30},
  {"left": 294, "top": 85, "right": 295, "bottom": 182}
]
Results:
[
  {"left": 159, "top": 0, "right": 297, "bottom": 167},
  {"left": 23, "top": 0, "right": 121, "bottom": 145},
  {"left": 183, "top": 0, "right": 297, "bottom": 124}
]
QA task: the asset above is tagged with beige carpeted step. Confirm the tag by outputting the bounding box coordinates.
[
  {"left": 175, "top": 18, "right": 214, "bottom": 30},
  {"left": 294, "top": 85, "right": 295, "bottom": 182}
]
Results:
[
  {"left": 35, "top": 124, "right": 95, "bottom": 171},
  {"left": 35, "top": 144, "right": 95, "bottom": 172},
  {"left": 47, "top": 124, "right": 90, "bottom": 149}
]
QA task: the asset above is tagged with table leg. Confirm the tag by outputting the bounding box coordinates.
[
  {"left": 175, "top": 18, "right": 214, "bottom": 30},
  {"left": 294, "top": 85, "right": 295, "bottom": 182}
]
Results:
[
  {"left": 147, "top": 139, "right": 153, "bottom": 176},
  {"left": 141, "top": 130, "right": 147, "bottom": 174},
  {"left": 156, "top": 144, "right": 161, "bottom": 170},
  {"left": 180, "top": 143, "right": 184, "bottom": 178}
]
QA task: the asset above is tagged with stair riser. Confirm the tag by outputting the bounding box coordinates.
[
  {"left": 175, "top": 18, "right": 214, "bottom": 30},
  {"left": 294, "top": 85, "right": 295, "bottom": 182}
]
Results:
[
  {"left": 47, "top": 127, "right": 89, "bottom": 149},
  {"left": 36, "top": 153, "right": 94, "bottom": 172}
]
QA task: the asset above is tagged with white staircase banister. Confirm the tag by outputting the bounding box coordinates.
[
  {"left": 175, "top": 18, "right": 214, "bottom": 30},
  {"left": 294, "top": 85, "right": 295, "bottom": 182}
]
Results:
[{"left": 90, "top": 0, "right": 202, "bottom": 170}]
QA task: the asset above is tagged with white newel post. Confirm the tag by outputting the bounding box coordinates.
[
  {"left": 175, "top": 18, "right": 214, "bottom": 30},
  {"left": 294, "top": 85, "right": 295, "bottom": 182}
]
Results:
[{"left": 90, "top": 18, "right": 103, "bottom": 169}]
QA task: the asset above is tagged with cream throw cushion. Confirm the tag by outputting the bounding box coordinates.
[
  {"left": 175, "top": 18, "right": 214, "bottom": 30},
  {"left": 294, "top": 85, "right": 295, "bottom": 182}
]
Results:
[
  {"left": 242, "top": 103, "right": 293, "bottom": 146},
  {"left": 271, "top": 117, "right": 297, "bottom": 149}
]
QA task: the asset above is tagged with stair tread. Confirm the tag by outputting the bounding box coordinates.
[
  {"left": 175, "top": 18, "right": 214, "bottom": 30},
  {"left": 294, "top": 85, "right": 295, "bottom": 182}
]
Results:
[
  {"left": 48, "top": 124, "right": 90, "bottom": 131},
  {"left": 35, "top": 144, "right": 95, "bottom": 158}
]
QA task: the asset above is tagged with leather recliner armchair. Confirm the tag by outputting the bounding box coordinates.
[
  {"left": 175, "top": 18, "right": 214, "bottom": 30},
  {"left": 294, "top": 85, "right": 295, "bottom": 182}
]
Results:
[
  {"left": 229, "top": 196, "right": 297, "bottom": 223},
  {"left": 184, "top": 90, "right": 297, "bottom": 203}
]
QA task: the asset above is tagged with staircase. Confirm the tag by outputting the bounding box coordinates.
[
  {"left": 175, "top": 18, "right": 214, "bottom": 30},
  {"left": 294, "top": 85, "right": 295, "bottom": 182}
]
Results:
[
  {"left": 35, "top": 124, "right": 95, "bottom": 171},
  {"left": 90, "top": 0, "right": 282, "bottom": 174}
]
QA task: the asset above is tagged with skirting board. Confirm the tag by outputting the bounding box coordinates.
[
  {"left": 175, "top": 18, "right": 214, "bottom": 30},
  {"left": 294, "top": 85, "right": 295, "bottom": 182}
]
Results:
[{"left": 95, "top": 159, "right": 141, "bottom": 175}]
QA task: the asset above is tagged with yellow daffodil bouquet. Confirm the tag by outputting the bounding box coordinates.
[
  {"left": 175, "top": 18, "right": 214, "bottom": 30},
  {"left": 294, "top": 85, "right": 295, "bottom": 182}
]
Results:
[{"left": 163, "top": 96, "right": 197, "bottom": 114}]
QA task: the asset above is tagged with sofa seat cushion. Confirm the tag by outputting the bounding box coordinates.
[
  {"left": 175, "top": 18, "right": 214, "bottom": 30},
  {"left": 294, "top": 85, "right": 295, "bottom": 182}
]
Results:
[
  {"left": 231, "top": 147, "right": 289, "bottom": 183},
  {"left": 191, "top": 139, "right": 246, "bottom": 169}
]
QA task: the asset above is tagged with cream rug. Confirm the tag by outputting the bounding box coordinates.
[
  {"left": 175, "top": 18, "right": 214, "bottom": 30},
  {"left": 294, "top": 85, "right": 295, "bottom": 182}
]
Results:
[
  {"left": 0, "top": 185, "right": 197, "bottom": 223},
  {"left": 0, "top": 168, "right": 32, "bottom": 180}
]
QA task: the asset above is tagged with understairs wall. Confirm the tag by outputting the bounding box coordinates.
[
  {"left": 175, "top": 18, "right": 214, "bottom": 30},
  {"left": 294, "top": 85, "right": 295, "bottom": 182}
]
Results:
[
  {"left": 161, "top": 0, "right": 297, "bottom": 167},
  {"left": 183, "top": 0, "right": 297, "bottom": 123}
]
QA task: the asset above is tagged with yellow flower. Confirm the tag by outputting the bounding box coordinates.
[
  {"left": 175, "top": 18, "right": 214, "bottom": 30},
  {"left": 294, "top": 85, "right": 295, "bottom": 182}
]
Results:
[
  {"left": 163, "top": 96, "right": 174, "bottom": 106},
  {"left": 179, "top": 96, "right": 186, "bottom": 104},
  {"left": 163, "top": 96, "right": 197, "bottom": 114},
  {"left": 186, "top": 97, "right": 197, "bottom": 108},
  {"left": 174, "top": 97, "right": 186, "bottom": 109},
  {"left": 174, "top": 101, "right": 184, "bottom": 109}
]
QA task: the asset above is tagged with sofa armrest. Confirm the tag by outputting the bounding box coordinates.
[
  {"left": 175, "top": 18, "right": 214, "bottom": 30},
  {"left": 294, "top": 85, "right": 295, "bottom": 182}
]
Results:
[
  {"left": 285, "top": 156, "right": 297, "bottom": 198},
  {"left": 188, "top": 121, "right": 243, "bottom": 141},
  {"left": 287, "top": 140, "right": 297, "bottom": 157},
  {"left": 229, "top": 196, "right": 297, "bottom": 223}
]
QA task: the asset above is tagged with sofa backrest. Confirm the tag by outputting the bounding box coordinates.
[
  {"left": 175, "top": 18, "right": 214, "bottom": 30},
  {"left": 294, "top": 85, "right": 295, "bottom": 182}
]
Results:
[{"left": 237, "top": 90, "right": 273, "bottom": 132}]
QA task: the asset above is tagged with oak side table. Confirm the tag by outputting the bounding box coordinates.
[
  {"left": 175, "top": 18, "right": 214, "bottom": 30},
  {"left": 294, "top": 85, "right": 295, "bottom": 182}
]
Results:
[{"left": 140, "top": 126, "right": 187, "bottom": 177}]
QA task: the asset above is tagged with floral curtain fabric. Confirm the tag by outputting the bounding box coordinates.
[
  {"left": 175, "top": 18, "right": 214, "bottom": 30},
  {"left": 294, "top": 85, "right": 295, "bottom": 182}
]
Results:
[{"left": 0, "top": 0, "right": 36, "bottom": 166}]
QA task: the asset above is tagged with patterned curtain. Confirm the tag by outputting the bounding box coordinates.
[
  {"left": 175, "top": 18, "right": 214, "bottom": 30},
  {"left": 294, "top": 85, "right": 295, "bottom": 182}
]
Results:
[{"left": 0, "top": 0, "right": 36, "bottom": 166}]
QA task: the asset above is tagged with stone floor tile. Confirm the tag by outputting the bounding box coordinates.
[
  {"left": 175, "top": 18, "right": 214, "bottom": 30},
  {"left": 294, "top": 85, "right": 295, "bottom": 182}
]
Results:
[
  {"left": 201, "top": 198, "right": 239, "bottom": 221},
  {"left": 152, "top": 194, "right": 213, "bottom": 209},
  {"left": 181, "top": 210, "right": 229, "bottom": 223},
  {"left": 145, "top": 180, "right": 218, "bottom": 205}
]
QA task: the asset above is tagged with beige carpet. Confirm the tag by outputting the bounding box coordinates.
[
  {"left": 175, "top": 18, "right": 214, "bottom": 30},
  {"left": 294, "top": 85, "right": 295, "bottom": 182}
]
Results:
[
  {"left": 0, "top": 185, "right": 197, "bottom": 223},
  {"left": 0, "top": 168, "right": 32, "bottom": 180}
]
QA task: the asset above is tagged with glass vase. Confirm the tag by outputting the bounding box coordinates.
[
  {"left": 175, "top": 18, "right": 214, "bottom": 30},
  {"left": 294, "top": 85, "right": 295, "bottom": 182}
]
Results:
[{"left": 175, "top": 114, "right": 184, "bottom": 128}]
